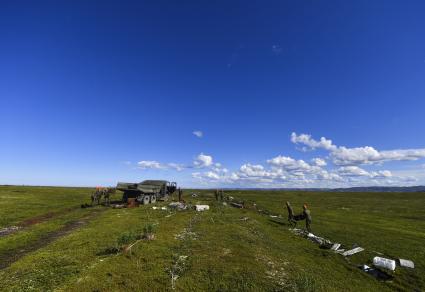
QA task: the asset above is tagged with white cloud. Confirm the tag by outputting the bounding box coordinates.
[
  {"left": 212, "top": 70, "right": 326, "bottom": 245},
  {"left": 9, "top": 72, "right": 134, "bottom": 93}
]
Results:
[
  {"left": 137, "top": 160, "right": 164, "bottom": 169},
  {"left": 292, "top": 132, "right": 425, "bottom": 166},
  {"left": 312, "top": 158, "right": 327, "bottom": 167},
  {"left": 137, "top": 161, "right": 185, "bottom": 171},
  {"left": 338, "top": 166, "right": 370, "bottom": 177},
  {"left": 167, "top": 163, "right": 185, "bottom": 171},
  {"left": 338, "top": 166, "right": 393, "bottom": 179},
  {"left": 193, "top": 153, "right": 213, "bottom": 168},
  {"left": 140, "top": 132, "right": 424, "bottom": 188},
  {"left": 371, "top": 170, "right": 393, "bottom": 178},
  {"left": 291, "top": 132, "right": 336, "bottom": 151},
  {"left": 192, "top": 130, "right": 203, "bottom": 138}
]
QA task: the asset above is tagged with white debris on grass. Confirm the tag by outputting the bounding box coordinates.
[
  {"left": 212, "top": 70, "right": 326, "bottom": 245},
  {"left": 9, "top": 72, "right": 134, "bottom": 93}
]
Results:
[
  {"left": 194, "top": 205, "right": 209, "bottom": 211},
  {"left": 342, "top": 247, "right": 365, "bottom": 256},
  {"left": 0, "top": 226, "right": 21, "bottom": 236},
  {"left": 331, "top": 243, "right": 341, "bottom": 251},
  {"left": 399, "top": 259, "right": 414, "bottom": 269},
  {"left": 373, "top": 256, "right": 396, "bottom": 271},
  {"left": 152, "top": 206, "right": 168, "bottom": 210}
]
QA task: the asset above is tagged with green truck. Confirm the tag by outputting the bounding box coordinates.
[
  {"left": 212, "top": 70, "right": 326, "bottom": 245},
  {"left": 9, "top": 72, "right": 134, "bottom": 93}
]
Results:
[{"left": 116, "top": 180, "right": 177, "bottom": 204}]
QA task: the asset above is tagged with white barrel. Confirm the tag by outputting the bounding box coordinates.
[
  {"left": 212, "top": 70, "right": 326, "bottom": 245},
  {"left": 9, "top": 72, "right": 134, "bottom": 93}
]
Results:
[{"left": 373, "top": 256, "right": 396, "bottom": 271}]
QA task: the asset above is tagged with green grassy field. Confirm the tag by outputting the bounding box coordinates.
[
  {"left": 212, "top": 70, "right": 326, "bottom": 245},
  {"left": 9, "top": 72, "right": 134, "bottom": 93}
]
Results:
[{"left": 0, "top": 186, "right": 423, "bottom": 291}]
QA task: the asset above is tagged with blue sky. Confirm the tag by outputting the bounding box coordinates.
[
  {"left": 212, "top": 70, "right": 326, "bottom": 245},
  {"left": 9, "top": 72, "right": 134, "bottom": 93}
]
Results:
[{"left": 1, "top": 1, "right": 425, "bottom": 187}]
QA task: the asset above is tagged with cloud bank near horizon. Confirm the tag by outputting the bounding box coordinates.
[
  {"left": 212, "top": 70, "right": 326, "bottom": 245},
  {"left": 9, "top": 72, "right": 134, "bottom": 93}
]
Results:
[{"left": 132, "top": 132, "right": 425, "bottom": 188}]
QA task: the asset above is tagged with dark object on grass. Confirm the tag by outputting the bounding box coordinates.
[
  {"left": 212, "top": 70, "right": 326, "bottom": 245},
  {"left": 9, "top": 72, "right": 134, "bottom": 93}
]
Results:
[
  {"left": 230, "top": 202, "right": 244, "bottom": 208},
  {"left": 358, "top": 265, "right": 393, "bottom": 281},
  {"left": 81, "top": 203, "right": 92, "bottom": 208}
]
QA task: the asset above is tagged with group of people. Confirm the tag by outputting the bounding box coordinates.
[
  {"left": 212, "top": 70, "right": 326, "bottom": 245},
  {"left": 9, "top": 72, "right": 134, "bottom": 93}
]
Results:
[
  {"left": 91, "top": 186, "right": 115, "bottom": 206},
  {"left": 286, "top": 201, "right": 312, "bottom": 232}
]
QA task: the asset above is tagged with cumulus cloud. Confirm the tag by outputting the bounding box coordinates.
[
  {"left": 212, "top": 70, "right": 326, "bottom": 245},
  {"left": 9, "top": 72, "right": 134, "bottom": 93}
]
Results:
[
  {"left": 137, "top": 160, "right": 164, "bottom": 169},
  {"left": 267, "top": 155, "right": 313, "bottom": 172},
  {"left": 338, "top": 166, "right": 371, "bottom": 177},
  {"left": 291, "top": 132, "right": 336, "bottom": 151},
  {"left": 139, "top": 132, "right": 423, "bottom": 188},
  {"left": 193, "top": 153, "right": 213, "bottom": 168},
  {"left": 312, "top": 158, "right": 327, "bottom": 167},
  {"left": 192, "top": 130, "right": 203, "bottom": 138},
  {"left": 292, "top": 132, "right": 425, "bottom": 166},
  {"left": 137, "top": 160, "right": 184, "bottom": 171},
  {"left": 337, "top": 166, "right": 393, "bottom": 179}
]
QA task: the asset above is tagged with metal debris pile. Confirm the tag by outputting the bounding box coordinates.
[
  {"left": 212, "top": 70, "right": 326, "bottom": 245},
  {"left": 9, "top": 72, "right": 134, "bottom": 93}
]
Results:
[
  {"left": 169, "top": 202, "right": 187, "bottom": 211},
  {"left": 289, "top": 228, "right": 414, "bottom": 280}
]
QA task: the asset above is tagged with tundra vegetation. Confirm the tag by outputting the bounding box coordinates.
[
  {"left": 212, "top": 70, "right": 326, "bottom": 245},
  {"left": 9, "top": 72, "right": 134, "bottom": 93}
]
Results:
[{"left": 0, "top": 185, "right": 423, "bottom": 291}]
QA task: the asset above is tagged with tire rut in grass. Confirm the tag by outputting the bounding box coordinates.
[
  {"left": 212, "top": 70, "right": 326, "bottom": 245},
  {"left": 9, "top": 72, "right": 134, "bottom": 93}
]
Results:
[
  {"left": 0, "top": 206, "right": 81, "bottom": 238},
  {"left": 0, "top": 209, "right": 105, "bottom": 270}
]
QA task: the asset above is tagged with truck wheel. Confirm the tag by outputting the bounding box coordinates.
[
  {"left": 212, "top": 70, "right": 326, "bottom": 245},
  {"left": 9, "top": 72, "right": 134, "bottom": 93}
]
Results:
[
  {"left": 143, "top": 195, "right": 150, "bottom": 205},
  {"left": 150, "top": 195, "right": 157, "bottom": 204},
  {"left": 122, "top": 193, "right": 128, "bottom": 203}
]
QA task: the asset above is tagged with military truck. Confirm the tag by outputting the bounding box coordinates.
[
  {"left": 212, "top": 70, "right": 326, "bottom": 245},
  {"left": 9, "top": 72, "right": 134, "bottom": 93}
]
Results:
[{"left": 116, "top": 180, "right": 177, "bottom": 204}]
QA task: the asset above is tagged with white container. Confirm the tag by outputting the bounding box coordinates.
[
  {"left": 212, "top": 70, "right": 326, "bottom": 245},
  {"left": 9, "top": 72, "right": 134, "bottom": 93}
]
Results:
[
  {"left": 194, "top": 205, "right": 209, "bottom": 211},
  {"left": 373, "top": 256, "right": 396, "bottom": 271}
]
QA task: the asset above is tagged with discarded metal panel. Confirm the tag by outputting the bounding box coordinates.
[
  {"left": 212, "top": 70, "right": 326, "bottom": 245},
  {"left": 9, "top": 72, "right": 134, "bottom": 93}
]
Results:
[
  {"left": 373, "top": 256, "right": 396, "bottom": 271},
  {"left": 342, "top": 247, "right": 364, "bottom": 256},
  {"left": 331, "top": 243, "right": 341, "bottom": 251},
  {"left": 399, "top": 259, "right": 414, "bottom": 269}
]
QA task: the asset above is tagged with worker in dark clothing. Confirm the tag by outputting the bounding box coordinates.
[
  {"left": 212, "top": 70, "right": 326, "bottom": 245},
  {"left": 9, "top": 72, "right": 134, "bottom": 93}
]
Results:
[
  {"left": 178, "top": 188, "right": 183, "bottom": 202},
  {"left": 215, "top": 189, "right": 219, "bottom": 201},
  {"left": 286, "top": 201, "right": 312, "bottom": 232},
  {"left": 303, "top": 204, "right": 312, "bottom": 233},
  {"left": 286, "top": 201, "right": 296, "bottom": 227}
]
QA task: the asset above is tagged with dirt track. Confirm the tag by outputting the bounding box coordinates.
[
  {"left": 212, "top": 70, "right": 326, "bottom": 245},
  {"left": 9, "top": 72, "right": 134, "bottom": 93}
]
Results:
[{"left": 0, "top": 209, "right": 104, "bottom": 270}]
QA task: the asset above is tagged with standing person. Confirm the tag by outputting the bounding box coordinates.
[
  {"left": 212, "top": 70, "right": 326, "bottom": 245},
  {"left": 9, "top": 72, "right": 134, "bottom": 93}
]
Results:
[
  {"left": 219, "top": 190, "right": 224, "bottom": 201},
  {"left": 286, "top": 201, "right": 296, "bottom": 227},
  {"left": 215, "top": 189, "right": 219, "bottom": 201},
  {"left": 178, "top": 188, "right": 183, "bottom": 202},
  {"left": 303, "top": 204, "right": 312, "bottom": 233}
]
